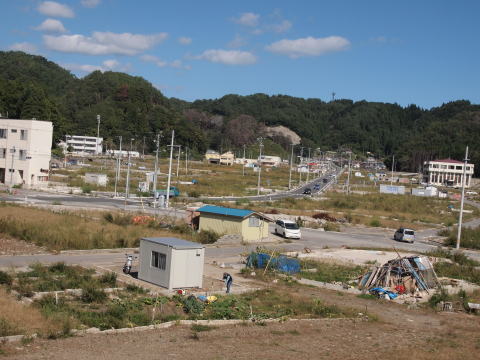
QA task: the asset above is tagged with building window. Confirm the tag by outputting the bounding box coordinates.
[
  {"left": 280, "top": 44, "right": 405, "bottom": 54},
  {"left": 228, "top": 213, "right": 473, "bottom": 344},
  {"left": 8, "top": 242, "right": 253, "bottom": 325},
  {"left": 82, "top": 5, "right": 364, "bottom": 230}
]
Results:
[
  {"left": 249, "top": 217, "right": 260, "bottom": 227},
  {"left": 0, "top": 148, "right": 5, "bottom": 159},
  {"left": 10, "top": 129, "right": 17, "bottom": 133},
  {"left": 151, "top": 251, "right": 166, "bottom": 270},
  {"left": 19, "top": 150, "right": 27, "bottom": 160},
  {"left": 20, "top": 130, "right": 28, "bottom": 140},
  {"left": 0, "top": 129, "right": 7, "bottom": 139}
]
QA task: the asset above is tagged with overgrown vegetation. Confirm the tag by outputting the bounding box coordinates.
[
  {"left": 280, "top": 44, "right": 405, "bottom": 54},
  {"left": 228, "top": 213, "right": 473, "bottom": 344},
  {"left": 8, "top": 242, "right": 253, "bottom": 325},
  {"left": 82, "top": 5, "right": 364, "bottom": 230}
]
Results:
[
  {"left": 4, "top": 263, "right": 117, "bottom": 297},
  {"left": 299, "top": 260, "right": 365, "bottom": 284},
  {"left": 428, "top": 248, "right": 480, "bottom": 286},
  {"left": 441, "top": 226, "right": 480, "bottom": 250}
]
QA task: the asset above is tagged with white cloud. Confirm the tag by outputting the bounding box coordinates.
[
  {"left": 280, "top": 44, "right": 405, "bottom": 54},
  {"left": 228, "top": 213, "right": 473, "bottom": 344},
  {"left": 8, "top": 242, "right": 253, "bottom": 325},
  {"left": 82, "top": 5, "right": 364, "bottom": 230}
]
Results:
[
  {"left": 140, "top": 54, "right": 167, "bottom": 67},
  {"left": 178, "top": 37, "right": 192, "bottom": 45},
  {"left": 195, "top": 49, "right": 256, "bottom": 65},
  {"left": 81, "top": 0, "right": 101, "bottom": 8},
  {"left": 228, "top": 34, "right": 247, "bottom": 48},
  {"left": 233, "top": 12, "right": 260, "bottom": 27},
  {"left": 266, "top": 36, "right": 350, "bottom": 58},
  {"left": 140, "top": 54, "right": 190, "bottom": 70},
  {"left": 38, "top": 1, "right": 74, "bottom": 18},
  {"left": 62, "top": 59, "right": 127, "bottom": 74},
  {"left": 43, "top": 31, "right": 168, "bottom": 55},
  {"left": 35, "top": 18, "right": 66, "bottom": 33},
  {"left": 9, "top": 42, "right": 38, "bottom": 54},
  {"left": 269, "top": 20, "right": 292, "bottom": 33}
]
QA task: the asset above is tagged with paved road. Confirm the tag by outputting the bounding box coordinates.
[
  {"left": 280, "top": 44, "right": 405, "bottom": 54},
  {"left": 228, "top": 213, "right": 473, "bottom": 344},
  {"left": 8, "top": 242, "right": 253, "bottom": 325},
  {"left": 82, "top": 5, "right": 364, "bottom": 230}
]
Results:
[{"left": 2, "top": 224, "right": 478, "bottom": 269}]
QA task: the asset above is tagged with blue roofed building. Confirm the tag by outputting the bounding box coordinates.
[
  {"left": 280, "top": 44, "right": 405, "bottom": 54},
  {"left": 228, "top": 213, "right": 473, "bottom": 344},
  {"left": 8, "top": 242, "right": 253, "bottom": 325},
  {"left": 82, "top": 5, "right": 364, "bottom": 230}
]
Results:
[{"left": 197, "top": 205, "right": 272, "bottom": 243}]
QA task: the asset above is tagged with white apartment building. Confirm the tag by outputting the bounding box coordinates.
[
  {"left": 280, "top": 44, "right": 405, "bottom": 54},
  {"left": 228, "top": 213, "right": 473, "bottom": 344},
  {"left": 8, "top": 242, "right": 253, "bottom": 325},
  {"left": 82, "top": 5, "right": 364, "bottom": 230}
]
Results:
[
  {"left": 0, "top": 119, "right": 53, "bottom": 187},
  {"left": 423, "top": 159, "right": 474, "bottom": 188},
  {"left": 65, "top": 135, "right": 103, "bottom": 155}
]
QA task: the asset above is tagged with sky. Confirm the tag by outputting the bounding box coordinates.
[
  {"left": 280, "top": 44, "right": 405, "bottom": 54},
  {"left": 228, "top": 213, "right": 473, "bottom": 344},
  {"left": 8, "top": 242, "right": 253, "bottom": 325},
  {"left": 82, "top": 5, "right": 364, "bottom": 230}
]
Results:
[{"left": 0, "top": 0, "right": 479, "bottom": 108}]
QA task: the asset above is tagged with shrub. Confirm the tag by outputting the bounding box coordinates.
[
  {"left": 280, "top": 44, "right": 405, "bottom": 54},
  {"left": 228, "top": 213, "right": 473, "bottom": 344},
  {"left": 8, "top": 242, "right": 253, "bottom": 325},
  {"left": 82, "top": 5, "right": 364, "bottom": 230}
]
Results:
[
  {"left": 81, "top": 285, "right": 107, "bottom": 303},
  {"left": 428, "top": 288, "right": 450, "bottom": 308},
  {"left": 0, "top": 270, "right": 12, "bottom": 286},
  {"left": 99, "top": 272, "right": 117, "bottom": 287},
  {"left": 103, "top": 213, "right": 132, "bottom": 226},
  {"left": 196, "top": 230, "right": 219, "bottom": 244},
  {"left": 324, "top": 222, "right": 340, "bottom": 232},
  {"left": 188, "top": 191, "right": 200, "bottom": 198},
  {"left": 312, "top": 212, "right": 337, "bottom": 222},
  {"left": 369, "top": 218, "right": 382, "bottom": 227},
  {"left": 81, "top": 184, "right": 92, "bottom": 194}
]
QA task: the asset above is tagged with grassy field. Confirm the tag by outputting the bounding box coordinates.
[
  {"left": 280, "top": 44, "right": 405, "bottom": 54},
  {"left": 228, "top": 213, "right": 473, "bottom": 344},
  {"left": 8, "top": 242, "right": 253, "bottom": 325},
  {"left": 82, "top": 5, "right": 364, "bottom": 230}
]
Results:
[
  {"left": 216, "top": 191, "right": 478, "bottom": 230},
  {"left": 439, "top": 226, "right": 480, "bottom": 250},
  {"left": 50, "top": 156, "right": 298, "bottom": 197},
  {"left": 0, "top": 204, "right": 198, "bottom": 250},
  {"left": 0, "top": 261, "right": 357, "bottom": 339}
]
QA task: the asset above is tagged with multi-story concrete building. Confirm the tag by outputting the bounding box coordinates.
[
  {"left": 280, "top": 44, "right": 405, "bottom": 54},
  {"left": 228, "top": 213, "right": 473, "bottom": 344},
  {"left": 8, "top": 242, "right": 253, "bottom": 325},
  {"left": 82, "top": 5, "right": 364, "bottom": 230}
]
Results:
[
  {"left": 0, "top": 119, "right": 53, "bottom": 187},
  {"left": 423, "top": 159, "right": 474, "bottom": 188},
  {"left": 65, "top": 135, "right": 103, "bottom": 155}
]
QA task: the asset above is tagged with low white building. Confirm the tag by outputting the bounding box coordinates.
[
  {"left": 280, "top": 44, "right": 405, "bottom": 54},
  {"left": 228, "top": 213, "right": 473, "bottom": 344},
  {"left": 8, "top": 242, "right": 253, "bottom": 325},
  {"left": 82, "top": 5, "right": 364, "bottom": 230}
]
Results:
[
  {"left": 259, "top": 155, "right": 282, "bottom": 167},
  {"left": 106, "top": 149, "right": 140, "bottom": 158},
  {"left": 138, "top": 237, "right": 204, "bottom": 290},
  {"left": 0, "top": 119, "right": 52, "bottom": 187},
  {"left": 65, "top": 135, "right": 103, "bottom": 155},
  {"left": 84, "top": 173, "right": 108, "bottom": 187},
  {"left": 423, "top": 159, "right": 474, "bottom": 188}
]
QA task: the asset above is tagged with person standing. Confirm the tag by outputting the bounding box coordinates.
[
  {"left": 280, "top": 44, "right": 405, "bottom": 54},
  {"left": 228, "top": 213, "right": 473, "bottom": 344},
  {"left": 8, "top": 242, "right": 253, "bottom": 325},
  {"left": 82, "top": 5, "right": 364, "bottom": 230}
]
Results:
[{"left": 223, "top": 272, "right": 233, "bottom": 294}]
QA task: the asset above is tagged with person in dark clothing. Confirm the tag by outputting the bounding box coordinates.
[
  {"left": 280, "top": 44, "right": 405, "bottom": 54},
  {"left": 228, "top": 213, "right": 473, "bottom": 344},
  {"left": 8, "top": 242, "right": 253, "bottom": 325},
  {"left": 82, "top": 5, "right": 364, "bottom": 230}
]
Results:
[{"left": 223, "top": 272, "right": 233, "bottom": 294}]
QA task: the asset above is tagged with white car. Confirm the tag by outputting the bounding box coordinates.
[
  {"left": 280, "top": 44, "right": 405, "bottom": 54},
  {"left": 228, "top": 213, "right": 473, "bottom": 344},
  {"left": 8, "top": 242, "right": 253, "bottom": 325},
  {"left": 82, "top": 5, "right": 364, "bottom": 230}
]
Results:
[{"left": 275, "top": 219, "right": 301, "bottom": 239}]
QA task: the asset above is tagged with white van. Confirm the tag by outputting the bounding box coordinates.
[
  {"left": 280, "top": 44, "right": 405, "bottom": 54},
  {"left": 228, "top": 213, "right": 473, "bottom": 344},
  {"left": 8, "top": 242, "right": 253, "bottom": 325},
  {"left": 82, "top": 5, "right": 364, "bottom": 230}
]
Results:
[{"left": 275, "top": 219, "right": 301, "bottom": 239}]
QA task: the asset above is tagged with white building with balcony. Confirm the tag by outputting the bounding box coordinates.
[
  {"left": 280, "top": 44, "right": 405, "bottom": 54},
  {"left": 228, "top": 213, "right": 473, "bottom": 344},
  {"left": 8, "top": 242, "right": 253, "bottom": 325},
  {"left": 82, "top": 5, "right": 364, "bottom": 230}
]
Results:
[
  {"left": 423, "top": 158, "right": 474, "bottom": 188},
  {"left": 65, "top": 135, "right": 103, "bottom": 155},
  {"left": 0, "top": 119, "right": 53, "bottom": 187}
]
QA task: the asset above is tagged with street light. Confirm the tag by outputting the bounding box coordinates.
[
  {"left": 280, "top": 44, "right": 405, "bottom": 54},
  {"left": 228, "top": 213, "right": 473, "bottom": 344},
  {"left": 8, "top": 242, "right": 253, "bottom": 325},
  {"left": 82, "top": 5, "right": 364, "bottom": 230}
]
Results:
[{"left": 256, "top": 137, "right": 264, "bottom": 196}]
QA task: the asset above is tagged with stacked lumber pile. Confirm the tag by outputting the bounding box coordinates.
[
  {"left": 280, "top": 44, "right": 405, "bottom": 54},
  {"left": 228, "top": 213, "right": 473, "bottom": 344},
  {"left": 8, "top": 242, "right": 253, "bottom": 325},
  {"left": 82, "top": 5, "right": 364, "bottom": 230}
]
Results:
[{"left": 359, "top": 255, "right": 440, "bottom": 298}]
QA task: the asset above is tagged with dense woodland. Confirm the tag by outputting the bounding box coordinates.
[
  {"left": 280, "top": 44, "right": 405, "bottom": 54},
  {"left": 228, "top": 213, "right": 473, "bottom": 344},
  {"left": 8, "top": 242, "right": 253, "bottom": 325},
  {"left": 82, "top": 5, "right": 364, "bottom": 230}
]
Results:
[{"left": 0, "top": 51, "right": 479, "bottom": 175}]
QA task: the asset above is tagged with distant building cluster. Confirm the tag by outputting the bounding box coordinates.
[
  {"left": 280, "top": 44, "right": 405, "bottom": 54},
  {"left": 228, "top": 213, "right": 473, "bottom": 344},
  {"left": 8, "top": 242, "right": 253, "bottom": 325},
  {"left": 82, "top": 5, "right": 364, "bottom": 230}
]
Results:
[
  {"left": 423, "top": 159, "right": 474, "bottom": 188},
  {"left": 62, "top": 135, "right": 103, "bottom": 155}
]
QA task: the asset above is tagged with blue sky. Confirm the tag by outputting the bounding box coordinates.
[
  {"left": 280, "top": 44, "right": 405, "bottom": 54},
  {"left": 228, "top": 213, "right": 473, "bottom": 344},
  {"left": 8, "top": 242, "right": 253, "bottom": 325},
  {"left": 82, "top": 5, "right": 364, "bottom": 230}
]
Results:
[{"left": 1, "top": 0, "right": 479, "bottom": 108}]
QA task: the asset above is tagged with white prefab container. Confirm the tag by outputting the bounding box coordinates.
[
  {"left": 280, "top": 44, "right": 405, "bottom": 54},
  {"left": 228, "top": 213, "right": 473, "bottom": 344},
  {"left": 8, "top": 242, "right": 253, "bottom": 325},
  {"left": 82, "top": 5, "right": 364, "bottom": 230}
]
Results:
[
  {"left": 84, "top": 173, "right": 108, "bottom": 186},
  {"left": 138, "top": 237, "right": 204, "bottom": 290},
  {"left": 380, "top": 184, "right": 405, "bottom": 195}
]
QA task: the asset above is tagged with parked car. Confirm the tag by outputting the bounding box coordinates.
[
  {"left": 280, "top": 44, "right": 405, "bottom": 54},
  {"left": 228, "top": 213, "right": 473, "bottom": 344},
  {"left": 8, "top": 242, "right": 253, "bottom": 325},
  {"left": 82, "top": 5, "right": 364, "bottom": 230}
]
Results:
[
  {"left": 466, "top": 191, "right": 478, "bottom": 196},
  {"left": 303, "top": 188, "right": 312, "bottom": 195},
  {"left": 313, "top": 183, "right": 320, "bottom": 191},
  {"left": 323, "top": 178, "right": 329, "bottom": 183},
  {"left": 274, "top": 219, "right": 301, "bottom": 239},
  {"left": 394, "top": 228, "right": 415, "bottom": 243}
]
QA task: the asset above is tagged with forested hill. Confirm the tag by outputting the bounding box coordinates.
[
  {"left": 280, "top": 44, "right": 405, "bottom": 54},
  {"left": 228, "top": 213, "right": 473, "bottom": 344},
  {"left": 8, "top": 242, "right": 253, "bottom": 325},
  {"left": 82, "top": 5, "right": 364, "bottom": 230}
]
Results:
[{"left": 0, "top": 51, "right": 479, "bottom": 174}]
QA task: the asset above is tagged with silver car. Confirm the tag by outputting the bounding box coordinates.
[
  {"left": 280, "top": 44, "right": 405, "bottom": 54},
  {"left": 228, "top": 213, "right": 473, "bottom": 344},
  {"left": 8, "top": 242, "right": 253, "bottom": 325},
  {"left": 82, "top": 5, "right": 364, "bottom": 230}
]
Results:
[{"left": 394, "top": 228, "right": 415, "bottom": 243}]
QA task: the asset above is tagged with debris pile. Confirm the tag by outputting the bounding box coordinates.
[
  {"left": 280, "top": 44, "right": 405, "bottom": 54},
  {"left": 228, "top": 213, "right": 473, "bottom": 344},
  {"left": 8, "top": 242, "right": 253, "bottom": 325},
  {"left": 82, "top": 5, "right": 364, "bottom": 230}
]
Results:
[{"left": 359, "top": 255, "right": 440, "bottom": 299}]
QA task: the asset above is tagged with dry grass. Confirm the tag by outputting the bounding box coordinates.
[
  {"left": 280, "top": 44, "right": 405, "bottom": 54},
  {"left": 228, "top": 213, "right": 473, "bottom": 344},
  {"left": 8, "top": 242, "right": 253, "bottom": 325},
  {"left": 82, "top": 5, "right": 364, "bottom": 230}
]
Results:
[
  {"left": 0, "top": 204, "right": 180, "bottom": 250},
  {"left": 0, "top": 288, "right": 62, "bottom": 337}
]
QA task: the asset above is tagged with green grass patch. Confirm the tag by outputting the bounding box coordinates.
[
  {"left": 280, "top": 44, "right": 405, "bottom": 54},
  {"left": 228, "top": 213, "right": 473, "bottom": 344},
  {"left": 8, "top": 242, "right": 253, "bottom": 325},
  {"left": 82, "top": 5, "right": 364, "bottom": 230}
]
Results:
[
  {"left": 441, "top": 226, "right": 480, "bottom": 250},
  {"left": 299, "top": 260, "right": 365, "bottom": 284}
]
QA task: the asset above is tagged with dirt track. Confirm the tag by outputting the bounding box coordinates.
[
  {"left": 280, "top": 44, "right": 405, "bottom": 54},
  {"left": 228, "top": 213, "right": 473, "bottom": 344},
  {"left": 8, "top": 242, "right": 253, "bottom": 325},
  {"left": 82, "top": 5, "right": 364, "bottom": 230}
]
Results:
[{"left": 3, "top": 283, "right": 480, "bottom": 360}]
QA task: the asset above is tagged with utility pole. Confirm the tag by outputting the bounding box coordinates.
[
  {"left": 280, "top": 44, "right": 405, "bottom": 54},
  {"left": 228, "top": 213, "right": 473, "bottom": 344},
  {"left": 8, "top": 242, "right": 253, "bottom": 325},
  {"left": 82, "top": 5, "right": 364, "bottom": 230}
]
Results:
[
  {"left": 391, "top": 155, "right": 395, "bottom": 186},
  {"left": 346, "top": 151, "right": 352, "bottom": 195},
  {"left": 96, "top": 115, "right": 101, "bottom": 155},
  {"left": 256, "top": 137, "right": 264, "bottom": 195},
  {"left": 288, "top": 144, "right": 294, "bottom": 190},
  {"left": 299, "top": 147, "right": 304, "bottom": 184},
  {"left": 142, "top": 136, "right": 146, "bottom": 159},
  {"left": 124, "top": 138, "right": 134, "bottom": 209},
  {"left": 306, "top": 148, "right": 311, "bottom": 183},
  {"left": 185, "top": 147, "right": 188, "bottom": 175},
  {"left": 9, "top": 146, "right": 16, "bottom": 186},
  {"left": 176, "top": 145, "right": 181, "bottom": 178},
  {"left": 165, "top": 130, "right": 175, "bottom": 209},
  {"left": 152, "top": 133, "right": 161, "bottom": 209},
  {"left": 242, "top": 144, "right": 246, "bottom": 176},
  {"left": 456, "top": 146, "right": 469, "bottom": 250},
  {"left": 114, "top": 136, "right": 122, "bottom": 197}
]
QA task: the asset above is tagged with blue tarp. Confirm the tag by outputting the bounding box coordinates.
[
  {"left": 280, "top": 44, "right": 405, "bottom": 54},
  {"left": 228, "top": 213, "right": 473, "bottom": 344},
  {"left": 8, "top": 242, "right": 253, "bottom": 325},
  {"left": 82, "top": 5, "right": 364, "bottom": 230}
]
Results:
[
  {"left": 246, "top": 252, "right": 301, "bottom": 274},
  {"left": 369, "top": 287, "right": 398, "bottom": 300}
]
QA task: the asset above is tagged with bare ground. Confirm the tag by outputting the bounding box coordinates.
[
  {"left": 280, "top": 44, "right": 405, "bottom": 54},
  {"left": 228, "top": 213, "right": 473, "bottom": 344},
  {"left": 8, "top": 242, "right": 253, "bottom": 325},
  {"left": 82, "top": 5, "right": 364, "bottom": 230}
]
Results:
[
  {"left": 2, "top": 282, "right": 479, "bottom": 360},
  {"left": 0, "top": 237, "right": 46, "bottom": 256}
]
